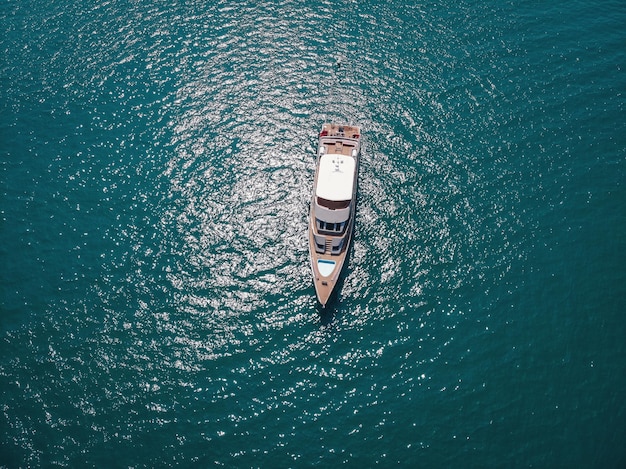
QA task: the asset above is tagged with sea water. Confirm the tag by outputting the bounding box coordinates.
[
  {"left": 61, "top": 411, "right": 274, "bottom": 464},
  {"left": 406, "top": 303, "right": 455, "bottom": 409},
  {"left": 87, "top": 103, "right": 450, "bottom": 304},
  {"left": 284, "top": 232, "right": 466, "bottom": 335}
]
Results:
[{"left": 1, "top": 0, "right": 625, "bottom": 466}]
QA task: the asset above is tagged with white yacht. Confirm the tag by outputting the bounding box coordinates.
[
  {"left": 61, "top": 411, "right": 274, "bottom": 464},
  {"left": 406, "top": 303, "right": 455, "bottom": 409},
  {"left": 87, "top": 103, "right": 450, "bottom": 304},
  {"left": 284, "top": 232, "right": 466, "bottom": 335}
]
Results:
[{"left": 308, "top": 123, "right": 361, "bottom": 306}]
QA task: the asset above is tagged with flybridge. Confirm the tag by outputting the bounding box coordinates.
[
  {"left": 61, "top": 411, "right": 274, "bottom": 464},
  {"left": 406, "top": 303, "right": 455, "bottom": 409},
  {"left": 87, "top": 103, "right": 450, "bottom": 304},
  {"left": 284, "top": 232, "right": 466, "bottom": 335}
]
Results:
[{"left": 315, "top": 153, "right": 356, "bottom": 202}]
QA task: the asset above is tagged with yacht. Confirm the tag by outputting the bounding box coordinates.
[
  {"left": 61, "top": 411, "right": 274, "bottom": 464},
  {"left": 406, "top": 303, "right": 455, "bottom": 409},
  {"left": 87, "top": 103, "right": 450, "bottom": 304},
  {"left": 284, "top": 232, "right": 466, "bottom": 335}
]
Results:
[{"left": 308, "top": 123, "right": 361, "bottom": 306}]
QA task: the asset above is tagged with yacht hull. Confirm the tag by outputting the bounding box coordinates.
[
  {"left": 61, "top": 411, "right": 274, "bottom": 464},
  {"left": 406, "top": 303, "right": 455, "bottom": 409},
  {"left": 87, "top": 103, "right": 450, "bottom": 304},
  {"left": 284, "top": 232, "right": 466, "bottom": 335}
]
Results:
[{"left": 308, "top": 123, "right": 361, "bottom": 307}]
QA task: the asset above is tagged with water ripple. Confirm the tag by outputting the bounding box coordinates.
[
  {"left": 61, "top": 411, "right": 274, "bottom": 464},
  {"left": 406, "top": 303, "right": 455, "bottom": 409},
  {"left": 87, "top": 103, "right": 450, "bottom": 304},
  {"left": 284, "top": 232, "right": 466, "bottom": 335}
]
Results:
[{"left": 3, "top": 0, "right": 624, "bottom": 466}]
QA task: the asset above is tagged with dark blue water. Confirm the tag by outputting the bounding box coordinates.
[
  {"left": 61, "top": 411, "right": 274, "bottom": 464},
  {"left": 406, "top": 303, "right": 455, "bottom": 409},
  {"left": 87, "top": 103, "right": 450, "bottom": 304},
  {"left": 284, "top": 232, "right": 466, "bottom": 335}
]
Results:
[{"left": 2, "top": 0, "right": 625, "bottom": 466}]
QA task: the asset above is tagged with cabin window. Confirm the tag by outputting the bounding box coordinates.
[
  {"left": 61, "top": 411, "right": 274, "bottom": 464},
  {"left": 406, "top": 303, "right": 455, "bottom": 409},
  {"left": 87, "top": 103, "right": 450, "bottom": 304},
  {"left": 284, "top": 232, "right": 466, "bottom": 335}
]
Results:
[{"left": 317, "top": 220, "right": 345, "bottom": 234}]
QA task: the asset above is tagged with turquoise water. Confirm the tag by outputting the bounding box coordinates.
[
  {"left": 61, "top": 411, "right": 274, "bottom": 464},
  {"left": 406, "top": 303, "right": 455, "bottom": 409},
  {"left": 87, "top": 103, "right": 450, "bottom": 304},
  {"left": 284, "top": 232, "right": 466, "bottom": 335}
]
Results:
[{"left": 1, "top": 0, "right": 625, "bottom": 466}]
